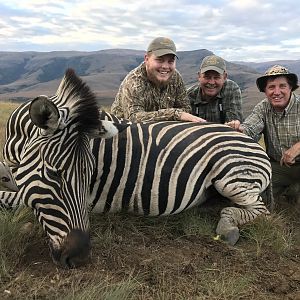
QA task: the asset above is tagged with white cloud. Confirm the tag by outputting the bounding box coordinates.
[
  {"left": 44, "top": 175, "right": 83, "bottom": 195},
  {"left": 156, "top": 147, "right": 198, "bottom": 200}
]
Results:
[
  {"left": 0, "top": 0, "right": 300, "bottom": 61},
  {"left": 228, "top": 0, "right": 260, "bottom": 10}
]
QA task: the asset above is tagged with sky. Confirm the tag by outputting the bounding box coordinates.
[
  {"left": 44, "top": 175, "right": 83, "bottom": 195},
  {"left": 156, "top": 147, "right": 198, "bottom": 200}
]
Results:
[{"left": 1, "top": 0, "right": 300, "bottom": 62}]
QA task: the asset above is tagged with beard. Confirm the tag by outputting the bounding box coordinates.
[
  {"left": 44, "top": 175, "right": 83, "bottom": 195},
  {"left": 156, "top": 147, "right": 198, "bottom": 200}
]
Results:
[{"left": 146, "top": 69, "right": 173, "bottom": 88}]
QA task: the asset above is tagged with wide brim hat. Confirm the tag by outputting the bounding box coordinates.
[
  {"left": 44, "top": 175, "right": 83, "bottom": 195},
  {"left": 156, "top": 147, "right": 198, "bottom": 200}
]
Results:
[{"left": 256, "top": 65, "right": 299, "bottom": 92}]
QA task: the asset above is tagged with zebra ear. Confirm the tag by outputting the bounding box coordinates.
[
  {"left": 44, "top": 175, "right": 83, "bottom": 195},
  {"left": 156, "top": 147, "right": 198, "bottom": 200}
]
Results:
[
  {"left": 97, "top": 120, "right": 129, "bottom": 139},
  {"left": 29, "top": 96, "right": 60, "bottom": 134}
]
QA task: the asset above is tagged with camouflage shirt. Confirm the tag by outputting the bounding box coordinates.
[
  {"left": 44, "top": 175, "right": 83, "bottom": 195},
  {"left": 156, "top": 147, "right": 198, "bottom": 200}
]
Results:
[
  {"left": 187, "top": 79, "right": 243, "bottom": 123},
  {"left": 242, "top": 93, "right": 300, "bottom": 162},
  {"left": 111, "top": 62, "right": 191, "bottom": 122}
]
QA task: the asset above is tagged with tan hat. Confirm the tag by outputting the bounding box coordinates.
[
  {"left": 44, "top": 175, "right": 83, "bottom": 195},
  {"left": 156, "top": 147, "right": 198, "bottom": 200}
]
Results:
[
  {"left": 147, "top": 37, "right": 177, "bottom": 58},
  {"left": 200, "top": 55, "right": 226, "bottom": 74},
  {"left": 256, "top": 65, "right": 299, "bottom": 92}
]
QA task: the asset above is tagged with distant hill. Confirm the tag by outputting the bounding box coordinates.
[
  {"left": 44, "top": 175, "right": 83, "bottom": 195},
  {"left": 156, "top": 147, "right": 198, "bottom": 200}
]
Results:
[
  {"left": 0, "top": 50, "right": 299, "bottom": 116},
  {"left": 234, "top": 60, "right": 300, "bottom": 76}
]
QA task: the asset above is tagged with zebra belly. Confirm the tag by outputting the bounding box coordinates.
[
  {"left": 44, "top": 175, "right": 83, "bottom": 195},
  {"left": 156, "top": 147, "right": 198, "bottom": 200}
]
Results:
[{"left": 89, "top": 178, "right": 208, "bottom": 216}]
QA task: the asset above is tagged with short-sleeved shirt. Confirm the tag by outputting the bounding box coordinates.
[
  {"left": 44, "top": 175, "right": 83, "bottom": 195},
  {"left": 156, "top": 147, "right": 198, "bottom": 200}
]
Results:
[
  {"left": 187, "top": 79, "right": 243, "bottom": 123},
  {"left": 111, "top": 62, "right": 191, "bottom": 122},
  {"left": 242, "top": 93, "right": 300, "bottom": 162}
]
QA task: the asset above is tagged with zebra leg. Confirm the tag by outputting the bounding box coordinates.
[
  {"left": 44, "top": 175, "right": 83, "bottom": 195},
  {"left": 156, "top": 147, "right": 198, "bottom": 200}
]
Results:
[
  {"left": 0, "top": 162, "right": 18, "bottom": 192},
  {"left": 216, "top": 196, "right": 270, "bottom": 246}
]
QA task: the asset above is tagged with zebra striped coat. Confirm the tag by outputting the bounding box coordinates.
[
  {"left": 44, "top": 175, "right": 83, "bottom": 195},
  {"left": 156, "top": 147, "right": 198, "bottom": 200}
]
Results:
[{"left": 0, "top": 69, "right": 272, "bottom": 268}]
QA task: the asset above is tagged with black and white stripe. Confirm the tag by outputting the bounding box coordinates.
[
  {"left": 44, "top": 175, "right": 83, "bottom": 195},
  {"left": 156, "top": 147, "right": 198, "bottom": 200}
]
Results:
[
  {"left": 0, "top": 69, "right": 117, "bottom": 268},
  {"left": 89, "top": 119, "right": 271, "bottom": 219},
  {"left": 0, "top": 69, "right": 272, "bottom": 268}
]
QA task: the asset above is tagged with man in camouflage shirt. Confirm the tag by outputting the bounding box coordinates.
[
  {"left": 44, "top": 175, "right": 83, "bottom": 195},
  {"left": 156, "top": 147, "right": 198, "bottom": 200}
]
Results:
[
  {"left": 187, "top": 55, "right": 243, "bottom": 123},
  {"left": 111, "top": 37, "right": 204, "bottom": 123},
  {"left": 227, "top": 65, "right": 300, "bottom": 203}
]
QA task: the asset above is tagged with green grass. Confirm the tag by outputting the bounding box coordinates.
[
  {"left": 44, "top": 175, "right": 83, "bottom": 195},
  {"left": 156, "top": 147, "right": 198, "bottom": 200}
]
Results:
[
  {"left": 241, "top": 212, "right": 295, "bottom": 256},
  {"left": 0, "top": 207, "right": 40, "bottom": 281}
]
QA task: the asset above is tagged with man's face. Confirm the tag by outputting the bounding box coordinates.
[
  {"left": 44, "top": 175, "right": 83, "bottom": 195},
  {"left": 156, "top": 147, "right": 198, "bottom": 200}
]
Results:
[
  {"left": 145, "top": 53, "right": 176, "bottom": 87},
  {"left": 265, "top": 76, "right": 292, "bottom": 112},
  {"left": 198, "top": 70, "right": 227, "bottom": 100}
]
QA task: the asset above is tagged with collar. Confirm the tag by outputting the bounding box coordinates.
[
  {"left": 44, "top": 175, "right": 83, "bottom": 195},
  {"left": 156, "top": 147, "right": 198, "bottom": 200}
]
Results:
[{"left": 284, "top": 93, "right": 296, "bottom": 114}]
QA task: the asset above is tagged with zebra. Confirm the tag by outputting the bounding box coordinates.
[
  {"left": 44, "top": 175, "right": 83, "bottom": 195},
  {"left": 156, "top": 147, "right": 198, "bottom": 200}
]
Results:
[
  {"left": 0, "top": 69, "right": 123, "bottom": 267},
  {"left": 0, "top": 68, "right": 272, "bottom": 268}
]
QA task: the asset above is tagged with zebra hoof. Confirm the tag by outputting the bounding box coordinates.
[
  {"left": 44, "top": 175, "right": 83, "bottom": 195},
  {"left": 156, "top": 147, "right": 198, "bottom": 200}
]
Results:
[
  {"left": 216, "top": 218, "right": 240, "bottom": 245},
  {"left": 223, "top": 227, "right": 240, "bottom": 246}
]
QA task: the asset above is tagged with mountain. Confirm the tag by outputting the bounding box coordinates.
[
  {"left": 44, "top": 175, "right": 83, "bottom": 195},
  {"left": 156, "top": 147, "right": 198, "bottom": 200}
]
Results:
[
  {"left": 234, "top": 60, "right": 300, "bottom": 75},
  {"left": 0, "top": 49, "right": 299, "bottom": 115},
  {"left": 0, "top": 49, "right": 145, "bottom": 106}
]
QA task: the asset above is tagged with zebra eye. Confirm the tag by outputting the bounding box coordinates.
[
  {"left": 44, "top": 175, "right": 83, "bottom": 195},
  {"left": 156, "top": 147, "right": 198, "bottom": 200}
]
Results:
[{"left": 1, "top": 176, "right": 10, "bottom": 183}]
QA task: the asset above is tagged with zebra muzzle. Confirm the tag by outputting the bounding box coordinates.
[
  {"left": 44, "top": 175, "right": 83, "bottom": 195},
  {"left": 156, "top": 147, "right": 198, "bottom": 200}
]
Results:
[{"left": 51, "top": 229, "right": 91, "bottom": 268}]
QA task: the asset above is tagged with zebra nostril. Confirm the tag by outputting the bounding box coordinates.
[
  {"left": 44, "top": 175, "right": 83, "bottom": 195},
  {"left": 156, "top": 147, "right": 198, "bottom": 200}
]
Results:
[
  {"left": 58, "top": 229, "right": 91, "bottom": 268},
  {"left": 60, "top": 254, "right": 76, "bottom": 269},
  {"left": 59, "top": 254, "right": 72, "bottom": 269}
]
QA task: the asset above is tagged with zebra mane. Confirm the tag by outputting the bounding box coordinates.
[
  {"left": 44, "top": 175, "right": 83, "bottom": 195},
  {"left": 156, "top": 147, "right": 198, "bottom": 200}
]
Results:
[
  {"left": 57, "top": 68, "right": 100, "bottom": 135},
  {"left": 100, "top": 110, "right": 132, "bottom": 124}
]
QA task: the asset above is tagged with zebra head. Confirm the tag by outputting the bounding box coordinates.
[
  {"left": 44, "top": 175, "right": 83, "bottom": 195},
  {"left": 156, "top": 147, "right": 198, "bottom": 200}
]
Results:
[{"left": 15, "top": 69, "right": 123, "bottom": 268}]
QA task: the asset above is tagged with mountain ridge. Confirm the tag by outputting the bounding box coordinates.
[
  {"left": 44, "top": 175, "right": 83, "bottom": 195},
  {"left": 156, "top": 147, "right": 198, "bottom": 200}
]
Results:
[{"left": 0, "top": 49, "right": 299, "bottom": 115}]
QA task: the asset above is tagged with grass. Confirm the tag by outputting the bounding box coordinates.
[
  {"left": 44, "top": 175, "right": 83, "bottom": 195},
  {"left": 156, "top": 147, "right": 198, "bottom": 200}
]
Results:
[
  {"left": 241, "top": 213, "right": 294, "bottom": 256},
  {"left": 195, "top": 270, "right": 254, "bottom": 300},
  {"left": 0, "top": 207, "right": 39, "bottom": 281},
  {"left": 0, "top": 102, "right": 19, "bottom": 150},
  {"left": 61, "top": 275, "right": 138, "bottom": 300},
  {"left": 0, "top": 101, "right": 299, "bottom": 299}
]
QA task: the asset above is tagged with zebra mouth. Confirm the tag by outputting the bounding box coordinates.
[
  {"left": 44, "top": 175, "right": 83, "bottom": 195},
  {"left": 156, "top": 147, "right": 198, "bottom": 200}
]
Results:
[{"left": 50, "top": 229, "right": 91, "bottom": 268}]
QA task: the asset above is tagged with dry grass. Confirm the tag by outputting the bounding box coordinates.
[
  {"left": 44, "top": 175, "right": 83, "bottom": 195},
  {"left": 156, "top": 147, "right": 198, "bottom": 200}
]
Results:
[
  {"left": 0, "top": 102, "right": 19, "bottom": 158},
  {"left": 0, "top": 207, "right": 41, "bottom": 281}
]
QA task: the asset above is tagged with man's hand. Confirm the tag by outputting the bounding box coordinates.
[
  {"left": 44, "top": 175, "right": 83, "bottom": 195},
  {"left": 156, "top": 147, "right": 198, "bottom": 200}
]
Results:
[
  {"left": 280, "top": 142, "right": 300, "bottom": 166},
  {"left": 225, "top": 120, "right": 243, "bottom": 132},
  {"left": 180, "top": 112, "right": 207, "bottom": 123}
]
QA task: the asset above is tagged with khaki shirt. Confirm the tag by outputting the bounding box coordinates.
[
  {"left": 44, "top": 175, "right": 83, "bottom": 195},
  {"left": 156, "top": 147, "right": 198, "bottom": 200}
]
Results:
[{"left": 111, "top": 63, "right": 191, "bottom": 122}]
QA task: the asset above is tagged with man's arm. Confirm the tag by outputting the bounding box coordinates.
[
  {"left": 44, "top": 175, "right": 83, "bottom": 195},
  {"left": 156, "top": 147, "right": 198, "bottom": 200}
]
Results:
[
  {"left": 226, "top": 101, "right": 265, "bottom": 142},
  {"left": 122, "top": 85, "right": 181, "bottom": 122},
  {"left": 111, "top": 92, "right": 125, "bottom": 118},
  {"left": 120, "top": 78, "right": 205, "bottom": 123}
]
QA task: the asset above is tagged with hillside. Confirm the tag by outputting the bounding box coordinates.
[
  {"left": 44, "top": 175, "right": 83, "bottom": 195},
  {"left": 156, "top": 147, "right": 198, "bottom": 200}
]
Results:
[{"left": 0, "top": 50, "right": 299, "bottom": 115}]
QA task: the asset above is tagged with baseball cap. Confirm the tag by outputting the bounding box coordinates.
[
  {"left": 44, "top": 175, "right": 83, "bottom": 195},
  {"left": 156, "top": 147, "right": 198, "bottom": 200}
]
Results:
[
  {"left": 256, "top": 65, "right": 299, "bottom": 92},
  {"left": 200, "top": 55, "right": 226, "bottom": 74},
  {"left": 147, "top": 37, "right": 177, "bottom": 58}
]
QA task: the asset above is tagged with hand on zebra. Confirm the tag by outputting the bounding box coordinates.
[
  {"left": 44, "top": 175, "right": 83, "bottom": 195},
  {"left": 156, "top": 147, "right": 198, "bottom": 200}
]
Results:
[
  {"left": 179, "top": 112, "right": 207, "bottom": 123},
  {"left": 225, "top": 120, "right": 244, "bottom": 132}
]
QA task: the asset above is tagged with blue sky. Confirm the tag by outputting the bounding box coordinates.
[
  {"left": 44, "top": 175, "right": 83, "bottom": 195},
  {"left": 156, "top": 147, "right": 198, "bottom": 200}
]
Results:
[{"left": 1, "top": 0, "right": 299, "bottom": 62}]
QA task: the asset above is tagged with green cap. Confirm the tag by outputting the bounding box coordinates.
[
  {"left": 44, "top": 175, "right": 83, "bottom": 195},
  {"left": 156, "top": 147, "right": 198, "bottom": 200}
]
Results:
[
  {"left": 200, "top": 55, "right": 226, "bottom": 74},
  {"left": 147, "top": 37, "right": 177, "bottom": 58}
]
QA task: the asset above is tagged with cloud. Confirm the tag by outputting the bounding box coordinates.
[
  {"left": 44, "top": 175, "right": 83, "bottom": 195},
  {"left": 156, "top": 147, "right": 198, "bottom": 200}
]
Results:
[{"left": 0, "top": 0, "right": 300, "bottom": 62}]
